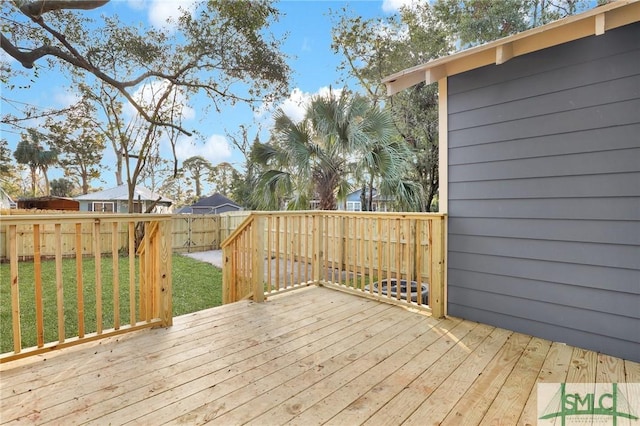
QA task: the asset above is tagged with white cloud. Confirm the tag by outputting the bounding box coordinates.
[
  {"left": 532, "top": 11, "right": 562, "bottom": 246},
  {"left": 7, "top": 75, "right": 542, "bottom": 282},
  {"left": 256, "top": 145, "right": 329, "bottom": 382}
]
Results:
[
  {"left": 175, "top": 134, "right": 232, "bottom": 165},
  {"left": 381, "top": 0, "right": 418, "bottom": 13},
  {"left": 256, "top": 86, "right": 344, "bottom": 127},
  {"left": 147, "top": 0, "right": 198, "bottom": 31},
  {"left": 278, "top": 88, "right": 311, "bottom": 123}
]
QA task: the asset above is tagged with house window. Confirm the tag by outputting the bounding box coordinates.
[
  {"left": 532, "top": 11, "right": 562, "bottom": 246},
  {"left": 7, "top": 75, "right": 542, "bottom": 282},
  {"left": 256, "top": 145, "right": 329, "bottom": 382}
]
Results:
[
  {"left": 132, "top": 201, "right": 143, "bottom": 213},
  {"left": 346, "top": 201, "right": 361, "bottom": 211},
  {"left": 92, "top": 202, "right": 115, "bottom": 213},
  {"left": 310, "top": 200, "right": 320, "bottom": 210}
]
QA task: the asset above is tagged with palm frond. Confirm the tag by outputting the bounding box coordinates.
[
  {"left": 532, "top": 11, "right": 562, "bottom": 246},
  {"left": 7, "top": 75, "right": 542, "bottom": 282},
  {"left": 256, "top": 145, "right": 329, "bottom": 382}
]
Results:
[{"left": 253, "top": 169, "right": 292, "bottom": 210}]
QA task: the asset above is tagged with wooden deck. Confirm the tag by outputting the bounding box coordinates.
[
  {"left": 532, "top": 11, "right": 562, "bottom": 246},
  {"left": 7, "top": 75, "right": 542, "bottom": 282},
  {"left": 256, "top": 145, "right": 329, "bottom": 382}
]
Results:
[{"left": 1, "top": 286, "right": 638, "bottom": 425}]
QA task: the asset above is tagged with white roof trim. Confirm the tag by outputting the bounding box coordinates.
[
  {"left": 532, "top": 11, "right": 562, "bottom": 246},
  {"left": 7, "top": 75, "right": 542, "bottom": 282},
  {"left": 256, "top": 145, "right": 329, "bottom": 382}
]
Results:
[{"left": 383, "top": 0, "right": 640, "bottom": 95}]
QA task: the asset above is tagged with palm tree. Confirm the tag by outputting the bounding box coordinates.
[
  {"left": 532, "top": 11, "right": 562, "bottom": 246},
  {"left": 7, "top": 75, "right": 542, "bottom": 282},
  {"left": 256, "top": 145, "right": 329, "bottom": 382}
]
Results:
[
  {"left": 253, "top": 91, "right": 422, "bottom": 210},
  {"left": 14, "top": 129, "right": 58, "bottom": 196}
]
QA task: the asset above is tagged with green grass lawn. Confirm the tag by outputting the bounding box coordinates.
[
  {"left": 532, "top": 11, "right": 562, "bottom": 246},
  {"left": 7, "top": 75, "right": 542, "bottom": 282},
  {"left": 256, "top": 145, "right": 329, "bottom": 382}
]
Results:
[{"left": 0, "top": 254, "right": 222, "bottom": 354}]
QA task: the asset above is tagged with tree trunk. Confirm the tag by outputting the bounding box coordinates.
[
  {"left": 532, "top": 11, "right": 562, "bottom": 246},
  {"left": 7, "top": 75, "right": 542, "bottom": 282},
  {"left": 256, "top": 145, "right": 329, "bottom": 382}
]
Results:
[
  {"left": 81, "top": 171, "right": 89, "bottom": 194},
  {"left": 195, "top": 173, "right": 202, "bottom": 198},
  {"left": 115, "top": 151, "right": 123, "bottom": 186},
  {"left": 368, "top": 175, "right": 374, "bottom": 211},
  {"left": 42, "top": 167, "right": 50, "bottom": 196},
  {"left": 318, "top": 183, "right": 336, "bottom": 210},
  {"left": 30, "top": 166, "right": 37, "bottom": 196},
  {"left": 127, "top": 180, "right": 135, "bottom": 213}
]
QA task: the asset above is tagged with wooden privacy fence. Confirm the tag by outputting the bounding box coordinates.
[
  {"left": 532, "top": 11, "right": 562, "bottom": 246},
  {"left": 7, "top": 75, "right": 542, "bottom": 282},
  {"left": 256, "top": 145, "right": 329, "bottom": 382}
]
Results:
[
  {"left": 221, "top": 211, "right": 446, "bottom": 317},
  {"left": 0, "top": 214, "right": 173, "bottom": 363},
  {"left": 172, "top": 215, "right": 221, "bottom": 253},
  {"left": 0, "top": 210, "right": 251, "bottom": 260},
  {"left": 171, "top": 211, "right": 251, "bottom": 253}
]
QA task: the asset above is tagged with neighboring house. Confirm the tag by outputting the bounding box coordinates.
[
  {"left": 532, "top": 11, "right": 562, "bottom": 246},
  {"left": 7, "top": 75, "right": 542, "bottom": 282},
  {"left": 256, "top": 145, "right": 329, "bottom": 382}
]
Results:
[
  {"left": 17, "top": 196, "right": 79, "bottom": 211},
  {"left": 384, "top": 2, "right": 639, "bottom": 362},
  {"left": 335, "top": 188, "right": 395, "bottom": 212},
  {"left": 0, "top": 187, "right": 16, "bottom": 209},
  {"left": 336, "top": 189, "right": 365, "bottom": 211},
  {"left": 75, "top": 184, "right": 173, "bottom": 213},
  {"left": 177, "top": 193, "right": 242, "bottom": 214},
  {"left": 371, "top": 193, "right": 393, "bottom": 212}
]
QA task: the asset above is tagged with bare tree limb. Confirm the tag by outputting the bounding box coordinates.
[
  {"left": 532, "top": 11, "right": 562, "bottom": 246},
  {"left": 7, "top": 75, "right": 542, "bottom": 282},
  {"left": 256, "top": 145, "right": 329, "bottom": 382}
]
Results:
[
  {"left": 17, "top": 0, "right": 110, "bottom": 18},
  {"left": 3, "top": 3, "right": 194, "bottom": 136}
]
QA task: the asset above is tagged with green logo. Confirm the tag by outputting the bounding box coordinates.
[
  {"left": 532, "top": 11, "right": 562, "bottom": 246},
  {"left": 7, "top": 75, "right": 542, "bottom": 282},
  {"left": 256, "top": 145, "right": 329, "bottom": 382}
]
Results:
[{"left": 538, "top": 383, "right": 639, "bottom": 425}]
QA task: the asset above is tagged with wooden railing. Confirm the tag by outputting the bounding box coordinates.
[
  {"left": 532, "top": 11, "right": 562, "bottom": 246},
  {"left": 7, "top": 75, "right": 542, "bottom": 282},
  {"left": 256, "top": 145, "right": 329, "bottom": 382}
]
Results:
[
  {"left": 1, "top": 210, "right": 251, "bottom": 259},
  {"left": 0, "top": 214, "right": 173, "bottom": 363},
  {"left": 221, "top": 211, "right": 446, "bottom": 317}
]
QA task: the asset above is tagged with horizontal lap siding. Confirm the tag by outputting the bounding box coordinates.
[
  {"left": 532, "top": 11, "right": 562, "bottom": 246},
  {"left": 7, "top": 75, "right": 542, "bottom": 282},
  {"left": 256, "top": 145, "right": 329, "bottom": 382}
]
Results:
[{"left": 446, "top": 23, "right": 640, "bottom": 361}]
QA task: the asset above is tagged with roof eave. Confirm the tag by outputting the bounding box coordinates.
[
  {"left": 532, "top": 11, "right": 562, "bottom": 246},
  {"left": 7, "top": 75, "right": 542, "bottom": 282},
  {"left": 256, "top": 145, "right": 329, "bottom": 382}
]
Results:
[{"left": 383, "top": 0, "right": 640, "bottom": 95}]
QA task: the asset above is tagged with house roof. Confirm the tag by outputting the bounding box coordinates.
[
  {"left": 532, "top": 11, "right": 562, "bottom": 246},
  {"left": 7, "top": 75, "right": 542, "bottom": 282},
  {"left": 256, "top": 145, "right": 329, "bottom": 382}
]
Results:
[
  {"left": 382, "top": 0, "right": 640, "bottom": 95},
  {"left": 190, "top": 193, "right": 240, "bottom": 208},
  {"left": 17, "top": 196, "right": 76, "bottom": 201},
  {"left": 74, "top": 184, "right": 172, "bottom": 204}
]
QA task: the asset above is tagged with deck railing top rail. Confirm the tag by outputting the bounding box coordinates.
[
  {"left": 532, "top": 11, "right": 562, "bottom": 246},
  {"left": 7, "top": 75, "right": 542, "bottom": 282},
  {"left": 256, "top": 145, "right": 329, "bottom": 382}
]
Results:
[
  {"left": 0, "top": 213, "right": 174, "bottom": 223},
  {"left": 221, "top": 210, "right": 446, "bottom": 218}
]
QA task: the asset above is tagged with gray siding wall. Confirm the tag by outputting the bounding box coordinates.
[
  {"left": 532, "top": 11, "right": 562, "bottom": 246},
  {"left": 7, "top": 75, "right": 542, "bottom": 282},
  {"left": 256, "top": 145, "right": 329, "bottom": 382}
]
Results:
[{"left": 446, "top": 23, "right": 640, "bottom": 361}]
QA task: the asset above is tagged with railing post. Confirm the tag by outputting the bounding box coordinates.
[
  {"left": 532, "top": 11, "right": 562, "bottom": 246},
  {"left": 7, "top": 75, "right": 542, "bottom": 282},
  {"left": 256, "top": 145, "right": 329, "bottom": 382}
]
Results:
[
  {"left": 313, "top": 213, "right": 324, "bottom": 284},
  {"left": 222, "top": 243, "right": 232, "bottom": 304},
  {"left": 252, "top": 215, "right": 266, "bottom": 302},
  {"left": 158, "top": 219, "right": 173, "bottom": 326},
  {"left": 430, "top": 216, "right": 446, "bottom": 318}
]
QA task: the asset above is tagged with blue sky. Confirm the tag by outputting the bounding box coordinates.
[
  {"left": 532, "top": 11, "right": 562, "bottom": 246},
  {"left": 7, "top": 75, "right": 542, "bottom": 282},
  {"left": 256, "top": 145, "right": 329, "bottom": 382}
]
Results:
[{"left": 2, "top": 0, "right": 412, "bottom": 190}]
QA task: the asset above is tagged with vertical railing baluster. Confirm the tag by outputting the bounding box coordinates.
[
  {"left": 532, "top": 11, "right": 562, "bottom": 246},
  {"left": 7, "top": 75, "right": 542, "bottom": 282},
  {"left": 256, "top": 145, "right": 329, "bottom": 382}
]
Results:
[
  {"left": 275, "top": 216, "right": 280, "bottom": 291},
  {"left": 94, "top": 220, "right": 103, "bottom": 333},
  {"left": 283, "top": 216, "right": 288, "bottom": 289},
  {"left": 112, "top": 222, "right": 120, "bottom": 329},
  {"left": 360, "top": 216, "right": 366, "bottom": 290},
  {"left": 297, "top": 215, "right": 302, "bottom": 285},
  {"left": 312, "top": 213, "right": 323, "bottom": 284},
  {"left": 318, "top": 214, "right": 323, "bottom": 283},
  {"left": 128, "top": 221, "right": 136, "bottom": 325},
  {"left": 416, "top": 219, "right": 423, "bottom": 306},
  {"left": 267, "top": 215, "right": 272, "bottom": 293},
  {"left": 345, "top": 217, "right": 351, "bottom": 288},
  {"left": 145, "top": 221, "right": 152, "bottom": 322},
  {"left": 405, "top": 219, "right": 412, "bottom": 303},
  {"left": 331, "top": 214, "right": 337, "bottom": 284},
  {"left": 386, "top": 218, "right": 392, "bottom": 299},
  {"left": 75, "top": 223, "right": 85, "bottom": 338},
  {"left": 376, "top": 218, "right": 382, "bottom": 296},
  {"left": 395, "top": 218, "right": 401, "bottom": 301},
  {"left": 33, "top": 224, "right": 44, "bottom": 347},
  {"left": 9, "top": 225, "right": 21, "bottom": 353},
  {"left": 55, "top": 224, "right": 65, "bottom": 343},
  {"left": 368, "top": 217, "right": 374, "bottom": 294},
  {"left": 307, "top": 214, "right": 311, "bottom": 283},
  {"left": 289, "top": 215, "right": 294, "bottom": 287}
]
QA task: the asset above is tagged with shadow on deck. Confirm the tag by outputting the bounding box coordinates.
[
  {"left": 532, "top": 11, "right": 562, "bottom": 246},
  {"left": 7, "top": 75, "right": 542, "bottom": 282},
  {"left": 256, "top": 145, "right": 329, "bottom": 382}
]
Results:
[{"left": 1, "top": 286, "right": 638, "bottom": 425}]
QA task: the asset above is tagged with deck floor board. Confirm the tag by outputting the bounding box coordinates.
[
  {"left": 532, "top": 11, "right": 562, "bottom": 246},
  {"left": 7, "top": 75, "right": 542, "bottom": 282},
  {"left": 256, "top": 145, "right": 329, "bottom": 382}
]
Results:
[{"left": 1, "top": 286, "right": 637, "bottom": 425}]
